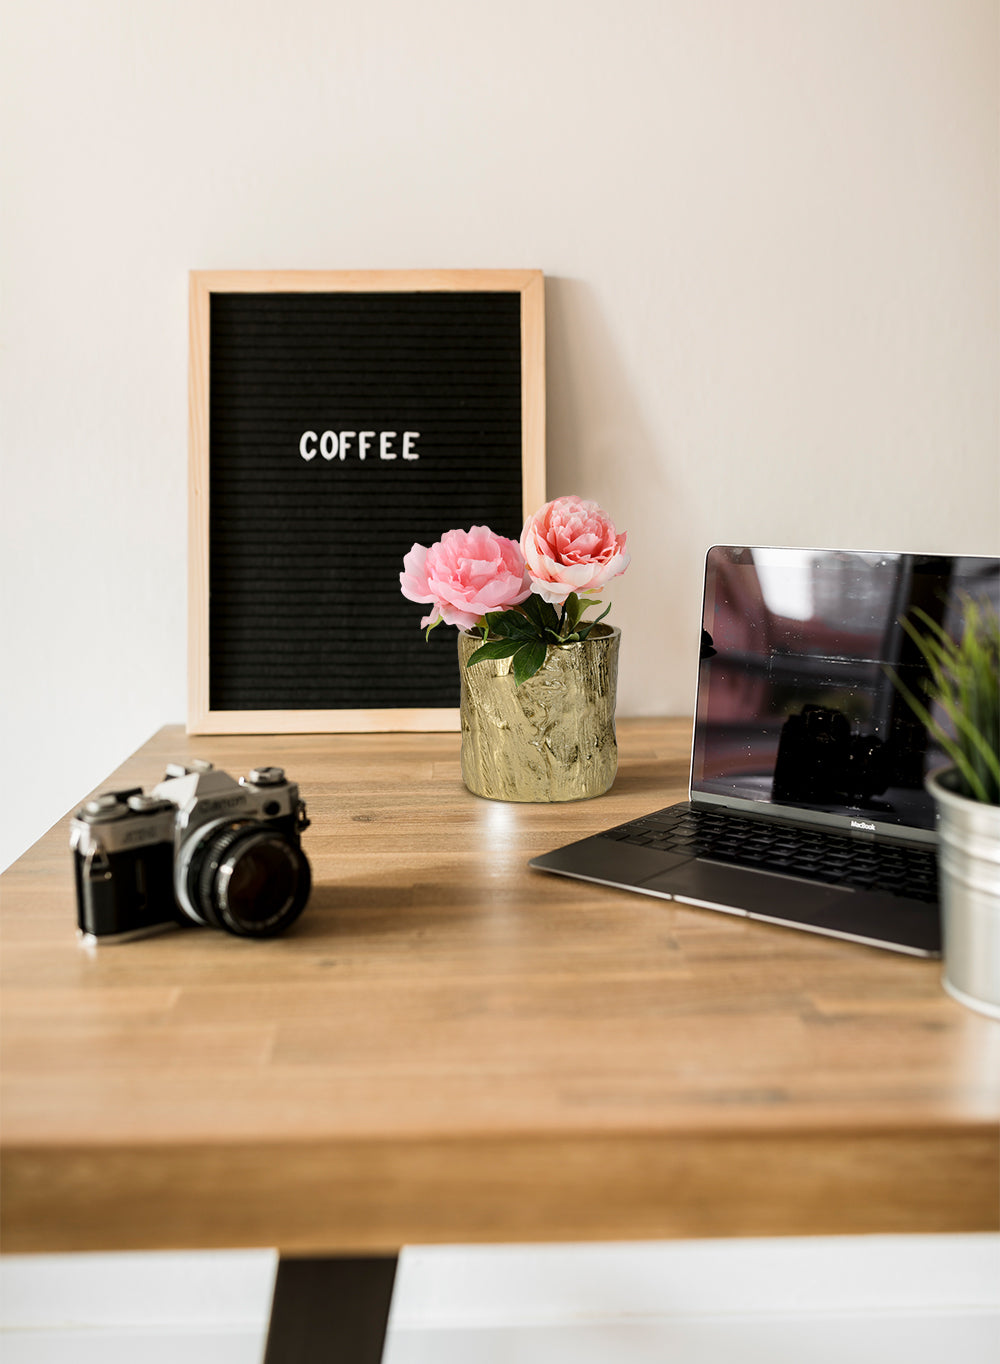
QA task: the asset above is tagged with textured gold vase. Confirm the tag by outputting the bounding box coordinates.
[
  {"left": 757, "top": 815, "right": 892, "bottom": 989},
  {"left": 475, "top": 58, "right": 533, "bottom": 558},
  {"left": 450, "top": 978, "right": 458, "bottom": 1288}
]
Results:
[{"left": 458, "top": 625, "right": 620, "bottom": 802}]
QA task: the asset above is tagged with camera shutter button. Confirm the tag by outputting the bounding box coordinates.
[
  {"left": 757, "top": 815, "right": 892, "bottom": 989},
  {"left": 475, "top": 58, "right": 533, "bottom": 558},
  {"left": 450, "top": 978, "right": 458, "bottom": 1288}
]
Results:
[
  {"left": 81, "top": 796, "right": 128, "bottom": 822},
  {"left": 164, "top": 760, "right": 214, "bottom": 778},
  {"left": 248, "top": 767, "right": 285, "bottom": 787}
]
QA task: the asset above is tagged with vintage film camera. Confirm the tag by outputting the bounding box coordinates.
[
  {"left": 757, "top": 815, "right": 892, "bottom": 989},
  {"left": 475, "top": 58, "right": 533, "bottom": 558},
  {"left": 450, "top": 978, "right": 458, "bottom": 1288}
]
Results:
[{"left": 71, "top": 761, "right": 311, "bottom": 944}]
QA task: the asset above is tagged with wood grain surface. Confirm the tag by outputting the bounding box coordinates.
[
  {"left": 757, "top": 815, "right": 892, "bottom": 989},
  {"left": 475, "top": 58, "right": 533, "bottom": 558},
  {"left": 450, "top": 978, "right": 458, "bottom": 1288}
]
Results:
[{"left": 2, "top": 719, "right": 997, "bottom": 1254}]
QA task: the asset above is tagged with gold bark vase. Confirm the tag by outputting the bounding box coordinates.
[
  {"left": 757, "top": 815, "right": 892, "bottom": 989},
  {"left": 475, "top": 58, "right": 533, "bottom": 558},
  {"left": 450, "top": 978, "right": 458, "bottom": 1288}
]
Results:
[{"left": 457, "top": 625, "right": 620, "bottom": 802}]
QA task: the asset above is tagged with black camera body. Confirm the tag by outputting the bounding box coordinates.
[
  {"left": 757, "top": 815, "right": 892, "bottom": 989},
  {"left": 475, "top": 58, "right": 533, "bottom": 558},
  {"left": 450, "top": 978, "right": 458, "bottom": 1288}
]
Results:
[{"left": 71, "top": 762, "right": 311, "bottom": 944}]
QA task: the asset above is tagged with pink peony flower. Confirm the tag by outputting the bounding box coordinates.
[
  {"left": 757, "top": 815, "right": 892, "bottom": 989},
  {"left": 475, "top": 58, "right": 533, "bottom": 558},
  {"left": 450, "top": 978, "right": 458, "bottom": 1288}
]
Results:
[
  {"left": 520, "top": 496, "right": 630, "bottom": 605},
  {"left": 400, "top": 526, "right": 532, "bottom": 631}
]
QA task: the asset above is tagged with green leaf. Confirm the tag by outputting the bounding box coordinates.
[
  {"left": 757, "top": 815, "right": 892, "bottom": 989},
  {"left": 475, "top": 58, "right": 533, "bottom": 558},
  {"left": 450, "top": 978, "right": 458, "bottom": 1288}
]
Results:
[
  {"left": 484, "top": 610, "right": 538, "bottom": 641},
  {"left": 512, "top": 639, "right": 548, "bottom": 686},
  {"left": 465, "top": 639, "right": 524, "bottom": 667},
  {"left": 423, "top": 616, "right": 443, "bottom": 642},
  {"left": 908, "top": 606, "right": 956, "bottom": 652},
  {"left": 576, "top": 601, "right": 612, "bottom": 641},
  {"left": 888, "top": 595, "right": 1000, "bottom": 804},
  {"left": 887, "top": 664, "right": 993, "bottom": 804},
  {"left": 519, "top": 593, "right": 561, "bottom": 635},
  {"left": 561, "top": 594, "right": 602, "bottom": 636}
]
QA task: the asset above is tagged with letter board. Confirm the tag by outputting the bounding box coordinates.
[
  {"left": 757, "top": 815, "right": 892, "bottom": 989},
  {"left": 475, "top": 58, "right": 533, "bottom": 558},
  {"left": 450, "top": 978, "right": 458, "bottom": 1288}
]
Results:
[{"left": 188, "top": 270, "right": 545, "bottom": 733}]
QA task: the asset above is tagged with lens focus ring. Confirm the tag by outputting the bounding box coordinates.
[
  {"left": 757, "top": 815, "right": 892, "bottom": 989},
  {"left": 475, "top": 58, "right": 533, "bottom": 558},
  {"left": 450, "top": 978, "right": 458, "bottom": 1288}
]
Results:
[{"left": 189, "top": 820, "right": 310, "bottom": 937}]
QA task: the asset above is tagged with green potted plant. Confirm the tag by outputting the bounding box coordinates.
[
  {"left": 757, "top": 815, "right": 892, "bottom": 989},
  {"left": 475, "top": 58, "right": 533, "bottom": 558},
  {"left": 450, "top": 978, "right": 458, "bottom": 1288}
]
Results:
[{"left": 892, "top": 597, "right": 1000, "bottom": 1018}]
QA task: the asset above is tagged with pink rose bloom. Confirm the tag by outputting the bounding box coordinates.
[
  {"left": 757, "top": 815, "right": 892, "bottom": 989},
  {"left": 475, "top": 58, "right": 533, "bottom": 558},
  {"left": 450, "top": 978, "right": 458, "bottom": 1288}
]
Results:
[
  {"left": 400, "top": 526, "right": 531, "bottom": 631},
  {"left": 520, "top": 496, "right": 630, "bottom": 605}
]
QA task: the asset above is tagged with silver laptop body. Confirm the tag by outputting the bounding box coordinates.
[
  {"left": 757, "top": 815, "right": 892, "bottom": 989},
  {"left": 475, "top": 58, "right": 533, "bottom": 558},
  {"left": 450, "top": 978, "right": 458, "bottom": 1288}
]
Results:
[{"left": 530, "top": 546, "right": 1000, "bottom": 957}]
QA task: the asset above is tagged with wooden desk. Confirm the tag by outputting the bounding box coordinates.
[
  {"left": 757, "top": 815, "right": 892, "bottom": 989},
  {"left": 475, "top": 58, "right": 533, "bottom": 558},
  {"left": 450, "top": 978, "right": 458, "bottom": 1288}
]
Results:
[{"left": 2, "top": 720, "right": 998, "bottom": 1354}]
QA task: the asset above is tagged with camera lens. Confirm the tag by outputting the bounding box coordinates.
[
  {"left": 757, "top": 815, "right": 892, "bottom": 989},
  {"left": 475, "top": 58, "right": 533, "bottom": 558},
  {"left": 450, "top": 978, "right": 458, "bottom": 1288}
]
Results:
[{"left": 186, "top": 820, "right": 310, "bottom": 937}]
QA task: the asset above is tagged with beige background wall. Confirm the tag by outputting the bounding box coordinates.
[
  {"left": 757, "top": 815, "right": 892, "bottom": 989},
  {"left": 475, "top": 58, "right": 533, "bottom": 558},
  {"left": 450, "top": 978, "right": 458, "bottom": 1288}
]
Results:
[{"left": 2, "top": 0, "right": 997, "bottom": 869}]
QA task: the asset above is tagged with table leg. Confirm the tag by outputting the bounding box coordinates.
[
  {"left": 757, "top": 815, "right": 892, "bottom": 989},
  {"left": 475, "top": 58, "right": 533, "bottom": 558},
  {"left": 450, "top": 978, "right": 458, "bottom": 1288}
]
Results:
[{"left": 262, "top": 1254, "right": 399, "bottom": 1364}]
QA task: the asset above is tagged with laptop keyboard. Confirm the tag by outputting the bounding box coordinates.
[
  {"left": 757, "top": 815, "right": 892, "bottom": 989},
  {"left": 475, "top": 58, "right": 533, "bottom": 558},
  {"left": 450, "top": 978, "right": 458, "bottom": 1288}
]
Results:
[{"left": 600, "top": 807, "right": 939, "bottom": 903}]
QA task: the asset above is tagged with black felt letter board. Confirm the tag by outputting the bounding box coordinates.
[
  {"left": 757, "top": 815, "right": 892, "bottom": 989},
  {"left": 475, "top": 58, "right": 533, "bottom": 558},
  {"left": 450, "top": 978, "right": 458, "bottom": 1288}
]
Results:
[{"left": 190, "top": 273, "right": 544, "bottom": 731}]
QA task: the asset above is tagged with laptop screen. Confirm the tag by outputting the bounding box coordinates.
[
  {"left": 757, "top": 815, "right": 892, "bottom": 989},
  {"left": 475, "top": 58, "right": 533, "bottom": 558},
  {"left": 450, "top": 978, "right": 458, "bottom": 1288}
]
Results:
[{"left": 691, "top": 547, "right": 999, "bottom": 838}]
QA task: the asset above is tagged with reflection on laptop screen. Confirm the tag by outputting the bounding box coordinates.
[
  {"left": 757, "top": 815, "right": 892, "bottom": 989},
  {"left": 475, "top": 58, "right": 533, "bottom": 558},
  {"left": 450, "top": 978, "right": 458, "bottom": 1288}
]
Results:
[{"left": 691, "top": 547, "right": 999, "bottom": 835}]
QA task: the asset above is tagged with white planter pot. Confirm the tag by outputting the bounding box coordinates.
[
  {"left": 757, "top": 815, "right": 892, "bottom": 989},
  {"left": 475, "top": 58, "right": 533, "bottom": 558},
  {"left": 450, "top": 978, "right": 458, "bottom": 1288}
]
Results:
[{"left": 928, "top": 768, "right": 1000, "bottom": 1020}]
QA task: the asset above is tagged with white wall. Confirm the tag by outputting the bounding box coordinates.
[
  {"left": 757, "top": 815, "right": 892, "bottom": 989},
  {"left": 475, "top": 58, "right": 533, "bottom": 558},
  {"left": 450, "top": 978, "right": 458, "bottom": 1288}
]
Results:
[{"left": 2, "top": 0, "right": 997, "bottom": 870}]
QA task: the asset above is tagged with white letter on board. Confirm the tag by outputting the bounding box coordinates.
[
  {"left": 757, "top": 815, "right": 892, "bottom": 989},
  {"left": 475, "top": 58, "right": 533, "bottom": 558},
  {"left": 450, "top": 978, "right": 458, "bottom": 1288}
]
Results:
[
  {"left": 402, "top": 431, "right": 420, "bottom": 460},
  {"left": 339, "top": 431, "right": 355, "bottom": 460},
  {"left": 300, "top": 431, "right": 318, "bottom": 461},
  {"left": 358, "top": 431, "right": 375, "bottom": 461},
  {"left": 380, "top": 432, "right": 397, "bottom": 460},
  {"left": 319, "top": 430, "right": 338, "bottom": 460}
]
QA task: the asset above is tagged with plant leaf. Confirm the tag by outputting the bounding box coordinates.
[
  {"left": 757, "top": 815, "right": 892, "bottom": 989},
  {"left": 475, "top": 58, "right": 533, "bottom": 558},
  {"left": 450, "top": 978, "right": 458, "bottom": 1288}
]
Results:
[
  {"left": 484, "top": 610, "right": 538, "bottom": 640},
  {"left": 519, "top": 593, "right": 561, "bottom": 635},
  {"left": 887, "top": 664, "right": 993, "bottom": 803},
  {"left": 465, "top": 639, "right": 524, "bottom": 667},
  {"left": 512, "top": 639, "right": 548, "bottom": 686},
  {"left": 576, "top": 601, "right": 612, "bottom": 641},
  {"left": 888, "top": 595, "right": 1000, "bottom": 804},
  {"left": 560, "top": 592, "right": 580, "bottom": 633},
  {"left": 564, "top": 594, "right": 601, "bottom": 635}
]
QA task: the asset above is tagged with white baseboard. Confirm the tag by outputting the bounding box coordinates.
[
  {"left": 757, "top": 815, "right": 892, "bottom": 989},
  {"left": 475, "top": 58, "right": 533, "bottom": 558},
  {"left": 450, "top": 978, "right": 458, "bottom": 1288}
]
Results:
[
  {"left": 2, "top": 1235, "right": 998, "bottom": 1364},
  {"left": 2, "top": 1314, "right": 999, "bottom": 1364}
]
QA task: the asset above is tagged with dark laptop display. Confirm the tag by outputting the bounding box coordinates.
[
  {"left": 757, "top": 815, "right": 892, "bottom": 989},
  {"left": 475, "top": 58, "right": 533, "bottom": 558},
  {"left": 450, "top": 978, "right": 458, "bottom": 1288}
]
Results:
[{"left": 530, "top": 547, "right": 1000, "bottom": 956}]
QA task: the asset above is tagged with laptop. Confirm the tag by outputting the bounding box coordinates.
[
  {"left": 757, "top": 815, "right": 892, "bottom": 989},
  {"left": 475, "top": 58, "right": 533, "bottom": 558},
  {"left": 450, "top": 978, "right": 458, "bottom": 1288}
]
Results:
[{"left": 530, "top": 546, "right": 1000, "bottom": 957}]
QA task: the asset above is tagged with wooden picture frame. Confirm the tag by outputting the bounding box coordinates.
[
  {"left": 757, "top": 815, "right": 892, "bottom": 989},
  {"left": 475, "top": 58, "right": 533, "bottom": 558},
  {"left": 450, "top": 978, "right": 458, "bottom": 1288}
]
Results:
[{"left": 188, "top": 269, "right": 545, "bottom": 734}]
